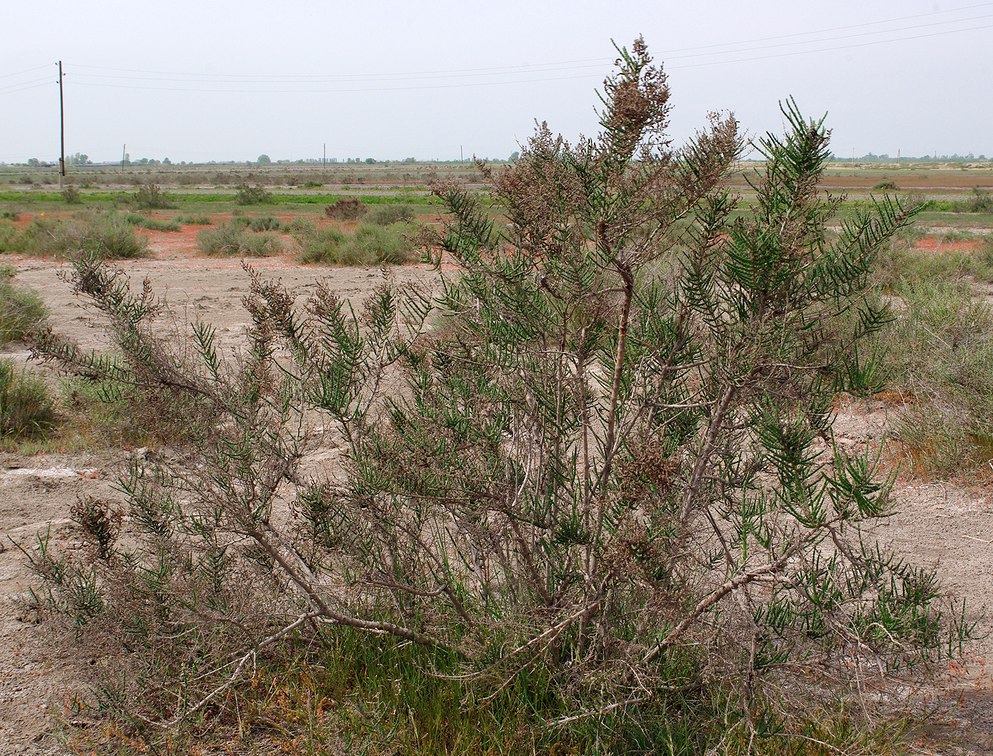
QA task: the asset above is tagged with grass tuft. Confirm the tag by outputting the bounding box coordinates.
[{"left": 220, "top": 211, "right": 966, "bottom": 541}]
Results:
[
  {"left": 885, "top": 279, "right": 993, "bottom": 476},
  {"left": 0, "top": 266, "right": 46, "bottom": 344},
  {"left": 0, "top": 359, "right": 57, "bottom": 440},
  {"left": 198, "top": 221, "right": 282, "bottom": 257}
]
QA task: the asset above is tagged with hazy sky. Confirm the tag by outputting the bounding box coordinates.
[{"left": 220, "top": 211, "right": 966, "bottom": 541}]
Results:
[{"left": 2, "top": 1, "right": 990, "bottom": 164}]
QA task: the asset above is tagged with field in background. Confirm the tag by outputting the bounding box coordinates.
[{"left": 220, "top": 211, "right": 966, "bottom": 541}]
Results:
[{"left": 2, "top": 158, "right": 992, "bottom": 224}]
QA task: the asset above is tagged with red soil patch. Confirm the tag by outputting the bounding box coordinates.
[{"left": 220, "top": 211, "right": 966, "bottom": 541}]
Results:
[
  {"left": 912, "top": 237, "right": 984, "bottom": 253},
  {"left": 140, "top": 224, "right": 202, "bottom": 258}
]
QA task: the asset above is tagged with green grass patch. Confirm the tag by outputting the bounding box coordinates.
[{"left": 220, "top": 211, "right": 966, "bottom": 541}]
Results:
[
  {"left": 0, "top": 220, "right": 20, "bottom": 253},
  {"left": 884, "top": 279, "right": 993, "bottom": 477},
  {"left": 876, "top": 237, "right": 993, "bottom": 288}
]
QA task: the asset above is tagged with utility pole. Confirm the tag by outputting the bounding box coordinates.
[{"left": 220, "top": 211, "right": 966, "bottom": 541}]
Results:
[
  {"left": 57, "top": 60, "right": 66, "bottom": 188},
  {"left": 122, "top": 144, "right": 127, "bottom": 173},
  {"left": 323, "top": 143, "right": 326, "bottom": 177}
]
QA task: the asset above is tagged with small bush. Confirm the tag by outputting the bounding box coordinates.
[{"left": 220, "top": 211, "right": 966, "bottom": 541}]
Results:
[
  {"left": 365, "top": 203, "right": 416, "bottom": 226},
  {"left": 17, "top": 213, "right": 148, "bottom": 259},
  {"left": 287, "top": 217, "right": 316, "bottom": 235},
  {"left": 177, "top": 214, "right": 213, "bottom": 226},
  {"left": 62, "top": 185, "right": 82, "bottom": 204},
  {"left": 873, "top": 180, "right": 898, "bottom": 191},
  {"left": 234, "top": 183, "right": 273, "bottom": 205},
  {"left": 296, "top": 222, "right": 414, "bottom": 265},
  {"left": 295, "top": 225, "right": 345, "bottom": 263},
  {"left": 197, "top": 222, "right": 282, "bottom": 257},
  {"left": 0, "top": 267, "right": 46, "bottom": 344},
  {"left": 0, "top": 221, "right": 21, "bottom": 253},
  {"left": 122, "top": 213, "right": 180, "bottom": 232},
  {"left": 0, "top": 359, "right": 57, "bottom": 440},
  {"left": 324, "top": 198, "right": 367, "bottom": 221},
  {"left": 131, "top": 183, "right": 173, "bottom": 210},
  {"left": 966, "top": 187, "right": 993, "bottom": 213},
  {"left": 247, "top": 215, "right": 281, "bottom": 231},
  {"left": 0, "top": 210, "right": 20, "bottom": 221}
]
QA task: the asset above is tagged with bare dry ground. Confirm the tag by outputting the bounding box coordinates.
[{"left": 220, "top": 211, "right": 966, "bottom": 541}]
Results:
[{"left": 1, "top": 237, "right": 991, "bottom": 754}]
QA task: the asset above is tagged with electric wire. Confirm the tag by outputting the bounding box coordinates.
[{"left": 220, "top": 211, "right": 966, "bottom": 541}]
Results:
[
  {"left": 65, "top": 20, "right": 993, "bottom": 96},
  {"left": 71, "top": 3, "right": 991, "bottom": 86},
  {"left": 64, "top": 2, "right": 993, "bottom": 84},
  {"left": 0, "top": 63, "right": 51, "bottom": 80},
  {"left": 0, "top": 76, "right": 54, "bottom": 94}
]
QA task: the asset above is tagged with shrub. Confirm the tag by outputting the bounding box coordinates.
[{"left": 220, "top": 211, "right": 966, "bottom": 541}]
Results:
[
  {"left": 0, "top": 359, "right": 56, "bottom": 440},
  {"left": 966, "top": 187, "right": 993, "bottom": 213},
  {"left": 30, "top": 40, "right": 969, "bottom": 751},
  {"left": 296, "top": 222, "right": 414, "bottom": 265},
  {"left": 0, "top": 220, "right": 21, "bottom": 253},
  {"left": 122, "top": 213, "right": 180, "bottom": 232},
  {"left": 365, "top": 203, "right": 415, "bottom": 226},
  {"left": 873, "top": 180, "right": 898, "bottom": 191},
  {"left": 234, "top": 183, "right": 273, "bottom": 205},
  {"left": 131, "top": 182, "right": 173, "bottom": 210},
  {"left": 324, "top": 198, "right": 367, "bottom": 221},
  {"left": 177, "top": 214, "right": 213, "bottom": 226},
  {"left": 247, "top": 215, "right": 281, "bottom": 231},
  {"left": 62, "top": 185, "right": 82, "bottom": 204},
  {"left": 0, "top": 210, "right": 20, "bottom": 221},
  {"left": 0, "top": 266, "right": 46, "bottom": 344},
  {"left": 197, "top": 221, "right": 282, "bottom": 256},
  {"left": 17, "top": 213, "right": 148, "bottom": 259},
  {"left": 286, "top": 217, "right": 316, "bottom": 235}
]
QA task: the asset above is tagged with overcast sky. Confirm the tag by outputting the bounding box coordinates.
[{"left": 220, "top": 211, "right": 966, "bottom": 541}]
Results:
[{"left": 1, "top": 1, "right": 990, "bottom": 164}]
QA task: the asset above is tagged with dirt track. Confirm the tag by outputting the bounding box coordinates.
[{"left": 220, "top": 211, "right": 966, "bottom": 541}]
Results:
[{"left": 1, "top": 240, "right": 992, "bottom": 753}]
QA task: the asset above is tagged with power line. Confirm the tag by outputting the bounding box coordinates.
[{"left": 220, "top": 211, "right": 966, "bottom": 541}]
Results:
[
  {"left": 668, "top": 20, "right": 993, "bottom": 71},
  {"left": 657, "top": 0, "right": 993, "bottom": 54},
  {"left": 70, "top": 5, "right": 993, "bottom": 87},
  {"left": 66, "top": 20, "right": 993, "bottom": 96},
  {"left": 65, "top": 2, "right": 993, "bottom": 84},
  {"left": 0, "top": 63, "right": 50, "bottom": 80},
  {"left": 0, "top": 75, "right": 52, "bottom": 94},
  {"left": 70, "top": 72, "right": 600, "bottom": 95}
]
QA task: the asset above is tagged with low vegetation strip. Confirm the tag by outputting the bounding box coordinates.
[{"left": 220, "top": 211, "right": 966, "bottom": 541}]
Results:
[{"left": 0, "top": 191, "right": 442, "bottom": 206}]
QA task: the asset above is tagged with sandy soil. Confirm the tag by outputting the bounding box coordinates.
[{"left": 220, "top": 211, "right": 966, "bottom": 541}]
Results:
[{"left": 1, "top": 234, "right": 991, "bottom": 753}]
